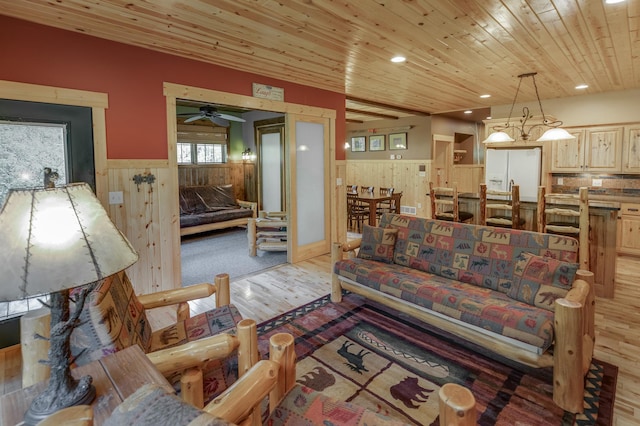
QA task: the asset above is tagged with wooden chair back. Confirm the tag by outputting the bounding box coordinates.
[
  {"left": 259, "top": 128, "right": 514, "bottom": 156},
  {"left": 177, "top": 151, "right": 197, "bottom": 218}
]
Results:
[
  {"left": 537, "top": 186, "right": 589, "bottom": 270},
  {"left": 429, "top": 182, "right": 460, "bottom": 221},
  {"left": 347, "top": 184, "right": 358, "bottom": 193},
  {"left": 480, "top": 183, "right": 522, "bottom": 229}
]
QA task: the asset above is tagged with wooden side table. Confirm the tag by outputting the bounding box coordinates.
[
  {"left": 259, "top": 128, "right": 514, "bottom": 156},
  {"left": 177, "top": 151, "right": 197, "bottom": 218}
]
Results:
[{"left": 0, "top": 345, "right": 172, "bottom": 426}]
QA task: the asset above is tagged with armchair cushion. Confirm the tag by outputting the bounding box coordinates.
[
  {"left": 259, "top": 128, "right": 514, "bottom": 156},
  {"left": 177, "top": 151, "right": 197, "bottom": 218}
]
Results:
[
  {"left": 70, "top": 273, "right": 152, "bottom": 366},
  {"left": 105, "top": 383, "right": 235, "bottom": 426}
]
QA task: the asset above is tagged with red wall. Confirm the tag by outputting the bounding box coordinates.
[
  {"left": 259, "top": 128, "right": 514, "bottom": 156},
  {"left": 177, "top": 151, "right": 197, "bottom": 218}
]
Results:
[{"left": 0, "top": 16, "right": 346, "bottom": 160}]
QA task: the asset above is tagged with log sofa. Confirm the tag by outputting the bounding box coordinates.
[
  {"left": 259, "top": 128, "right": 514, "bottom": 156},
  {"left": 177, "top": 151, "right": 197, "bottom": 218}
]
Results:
[
  {"left": 179, "top": 184, "right": 257, "bottom": 237},
  {"left": 332, "top": 213, "right": 595, "bottom": 413}
]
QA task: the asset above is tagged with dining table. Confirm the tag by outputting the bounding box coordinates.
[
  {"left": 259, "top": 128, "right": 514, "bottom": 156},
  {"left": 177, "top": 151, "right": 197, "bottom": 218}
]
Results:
[{"left": 350, "top": 192, "right": 400, "bottom": 226}]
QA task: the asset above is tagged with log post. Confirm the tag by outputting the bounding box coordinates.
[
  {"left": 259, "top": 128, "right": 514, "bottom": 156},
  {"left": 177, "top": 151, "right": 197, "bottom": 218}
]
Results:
[
  {"left": 537, "top": 186, "right": 546, "bottom": 232},
  {"left": 248, "top": 218, "right": 257, "bottom": 257},
  {"left": 553, "top": 298, "right": 584, "bottom": 413},
  {"left": 331, "top": 242, "right": 343, "bottom": 303},
  {"left": 268, "top": 333, "right": 296, "bottom": 413},
  {"left": 21, "top": 307, "right": 51, "bottom": 388},
  {"left": 237, "top": 319, "right": 258, "bottom": 377},
  {"left": 215, "top": 273, "right": 231, "bottom": 307},
  {"left": 438, "top": 383, "right": 476, "bottom": 426},
  {"left": 180, "top": 367, "right": 204, "bottom": 408}
]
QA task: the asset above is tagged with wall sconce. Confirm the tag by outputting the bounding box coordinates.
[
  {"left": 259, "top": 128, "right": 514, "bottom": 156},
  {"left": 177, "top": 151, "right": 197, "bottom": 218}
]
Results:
[
  {"left": 483, "top": 72, "right": 576, "bottom": 143},
  {"left": 242, "top": 148, "right": 256, "bottom": 162}
]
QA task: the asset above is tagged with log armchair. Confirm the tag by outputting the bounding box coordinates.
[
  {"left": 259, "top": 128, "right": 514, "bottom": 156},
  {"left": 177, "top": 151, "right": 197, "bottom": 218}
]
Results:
[{"left": 67, "top": 271, "right": 256, "bottom": 408}]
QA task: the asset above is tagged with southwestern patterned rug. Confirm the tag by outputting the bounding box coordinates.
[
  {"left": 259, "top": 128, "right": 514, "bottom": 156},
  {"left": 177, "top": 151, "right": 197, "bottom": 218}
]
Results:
[{"left": 257, "top": 293, "right": 617, "bottom": 426}]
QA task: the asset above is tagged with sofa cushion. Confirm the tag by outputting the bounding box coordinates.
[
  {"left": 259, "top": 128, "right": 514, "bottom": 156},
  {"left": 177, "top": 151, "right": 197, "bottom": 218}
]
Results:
[
  {"left": 507, "top": 252, "right": 579, "bottom": 312},
  {"left": 357, "top": 224, "right": 398, "bottom": 264},
  {"left": 378, "top": 213, "right": 579, "bottom": 295},
  {"left": 179, "top": 185, "right": 238, "bottom": 215},
  {"left": 334, "top": 258, "right": 556, "bottom": 351},
  {"left": 267, "top": 384, "right": 410, "bottom": 426}
]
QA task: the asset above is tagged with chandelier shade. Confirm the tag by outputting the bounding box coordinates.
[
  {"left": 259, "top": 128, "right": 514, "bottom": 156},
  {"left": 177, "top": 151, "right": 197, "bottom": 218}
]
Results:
[{"left": 483, "top": 72, "right": 576, "bottom": 143}]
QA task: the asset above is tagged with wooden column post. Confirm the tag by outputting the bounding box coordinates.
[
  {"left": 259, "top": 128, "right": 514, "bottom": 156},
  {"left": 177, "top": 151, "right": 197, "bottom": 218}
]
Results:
[
  {"left": 214, "top": 273, "right": 231, "bottom": 307},
  {"left": 21, "top": 307, "right": 51, "bottom": 388},
  {"left": 438, "top": 383, "right": 476, "bottom": 426},
  {"left": 176, "top": 302, "right": 190, "bottom": 322},
  {"left": 553, "top": 298, "right": 584, "bottom": 413}
]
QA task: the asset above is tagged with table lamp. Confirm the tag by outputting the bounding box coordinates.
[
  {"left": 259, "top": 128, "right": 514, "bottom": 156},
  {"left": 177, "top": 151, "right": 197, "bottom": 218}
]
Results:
[{"left": 0, "top": 182, "right": 138, "bottom": 425}]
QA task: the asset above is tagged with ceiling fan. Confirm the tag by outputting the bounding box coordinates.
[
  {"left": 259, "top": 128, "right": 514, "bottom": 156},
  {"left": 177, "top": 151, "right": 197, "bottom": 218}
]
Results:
[{"left": 178, "top": 105, "right": 246, "bottom": 127}]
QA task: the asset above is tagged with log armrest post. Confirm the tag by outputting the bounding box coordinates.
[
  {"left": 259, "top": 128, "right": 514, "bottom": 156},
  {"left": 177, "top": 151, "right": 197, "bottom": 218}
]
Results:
[
  {"left": 553, "top": 271, "right": 593, "bottom": 415},
  {"left": 438, "top": 383, "right": 476, "bottom": 426},
  {"left": 214, "top": 273, "right": 231, "bottom": 307},
  {"left": 331, "top": 242, "right": 344, "bottom": 302},
  {"left": 237, "top": 319, "right": 259, "bottom": 378},
  {"left": 268, "top": 333, "right": 296, "bottom": 413},
  {"left": 180, "top": 367, "right": 204, "bottom": 409},
  {"left": 248, "top": 218, "right": 257, "bottom": 256}
]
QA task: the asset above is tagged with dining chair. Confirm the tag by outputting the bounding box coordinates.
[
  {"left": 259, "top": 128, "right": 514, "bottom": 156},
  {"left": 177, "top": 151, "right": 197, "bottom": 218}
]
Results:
[
  {"left": 346, "top": 184, "right": 358, "bottom": 193},
  {"left": 347, "top": 192, "right": 367, "bottom": 232},
  {"left": 537, "top": 186, "right": 589, "bottom": 270},
  {"left": 376, "top": 187, "right": 395, "bottom": 219},
  {"left": 429, "top": 182, "right": 474, "bottom": 223},
  {"left": 480, "top": 183, "right": 525, "bottom": 229}
]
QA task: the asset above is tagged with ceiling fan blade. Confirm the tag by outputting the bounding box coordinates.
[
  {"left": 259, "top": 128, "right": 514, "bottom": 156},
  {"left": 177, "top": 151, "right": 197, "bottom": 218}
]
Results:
[
  {"left": 217, "top": 113, "right": 246, "bottom": 123},
  {"left": 210, "top": 116, "right": 229, "bottom": 127},
  {"left": 184, "top": 114, "right": 204, "bottom": 123}
]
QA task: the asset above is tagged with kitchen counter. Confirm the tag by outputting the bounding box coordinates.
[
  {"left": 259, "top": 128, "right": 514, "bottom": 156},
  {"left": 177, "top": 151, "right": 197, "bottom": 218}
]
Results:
[{"left": 458, "top": 192, "right": 622, "bottom": 210}]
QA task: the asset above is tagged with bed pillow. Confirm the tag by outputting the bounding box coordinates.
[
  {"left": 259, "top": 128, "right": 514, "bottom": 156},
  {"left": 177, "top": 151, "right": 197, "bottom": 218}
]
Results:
[
  {"left": 507, "top": 252, "right": 579, "bottom": 312},
  {"left": 357, "top": 224, "right": 398, "bottom": 264}
]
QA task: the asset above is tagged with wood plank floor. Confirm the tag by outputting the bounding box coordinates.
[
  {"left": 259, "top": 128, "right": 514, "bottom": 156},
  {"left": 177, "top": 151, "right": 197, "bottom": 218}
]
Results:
[{"left": 2, "top": 253, "right": 639, "bottom": 425}]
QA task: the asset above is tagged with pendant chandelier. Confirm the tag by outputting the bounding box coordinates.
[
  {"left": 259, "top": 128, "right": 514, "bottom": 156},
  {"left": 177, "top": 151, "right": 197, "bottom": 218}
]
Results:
[{"left": 483, "top": 72, "right": 576, "bottom": 143}]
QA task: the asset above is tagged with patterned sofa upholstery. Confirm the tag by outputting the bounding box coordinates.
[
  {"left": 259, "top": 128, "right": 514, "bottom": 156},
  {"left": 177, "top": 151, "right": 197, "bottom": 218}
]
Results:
[
  {"left": 179, "top": 184, "right": 257, "bottom": 236},
  {"left": 332, "top": 213, "right": 595, "bottom": 413}
]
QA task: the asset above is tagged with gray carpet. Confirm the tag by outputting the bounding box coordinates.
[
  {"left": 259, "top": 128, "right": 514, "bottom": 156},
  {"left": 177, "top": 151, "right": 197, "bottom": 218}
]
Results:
[{"left": 181, "top": 227, "right": 287, "bottom": 286}]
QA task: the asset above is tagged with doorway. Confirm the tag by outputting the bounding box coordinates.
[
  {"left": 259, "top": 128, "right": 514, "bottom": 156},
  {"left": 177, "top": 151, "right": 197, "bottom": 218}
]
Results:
[{"left": 432, "top": 134, "right": 454, "bottom": 187}]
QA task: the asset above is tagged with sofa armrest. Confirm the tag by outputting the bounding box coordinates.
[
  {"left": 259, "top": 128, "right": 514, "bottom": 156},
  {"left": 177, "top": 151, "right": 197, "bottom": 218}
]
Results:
[
  {"left": 552, "top": 269, "right": 595, "bottom": 413},
  {"left": 237, "top": 200, "right": 257, "bottom": 217}
]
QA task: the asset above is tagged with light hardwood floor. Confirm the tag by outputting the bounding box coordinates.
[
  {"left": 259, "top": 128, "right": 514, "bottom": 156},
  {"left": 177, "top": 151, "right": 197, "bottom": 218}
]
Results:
[{"left": 1, "top": 253, "right": 639, "bottom": 425}]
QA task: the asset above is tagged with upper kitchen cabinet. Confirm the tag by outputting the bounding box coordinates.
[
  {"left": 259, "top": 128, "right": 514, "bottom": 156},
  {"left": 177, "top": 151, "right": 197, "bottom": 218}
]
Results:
[
  {"left": 585, "top": 126, "right": 623, "bottom": 172},
  {"left": 550, "top": 130, "right": 585, "bottom": 172},
  {"left": 622, "top": 126, "right": 640, "bottom": 173},
  {"left": 550, "top": 126, "right": 623, "bottom": 172}
]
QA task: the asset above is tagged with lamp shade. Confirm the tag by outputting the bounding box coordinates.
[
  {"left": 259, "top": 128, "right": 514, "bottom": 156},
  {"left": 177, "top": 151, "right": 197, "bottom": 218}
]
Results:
[
  {"left": 483, "top": 131, "right": 515, "bottom": 143},
  {"left": 537, "top": 127, "right": 577, "bottom": 142},
  {"left": 0, "top": 183, "right": 138, "bottom": 302}
]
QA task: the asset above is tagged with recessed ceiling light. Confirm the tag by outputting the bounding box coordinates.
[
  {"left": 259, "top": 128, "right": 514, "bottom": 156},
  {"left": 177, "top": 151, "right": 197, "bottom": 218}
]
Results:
[
  {"left": 605, "top": 0, "right": 625, "bottom": 4},
  {"left": 575, "top": 84, "right": 589, "bottom": 90},
  {"left": 479, "top": 94, "right": 491, "bottom": 98},
  {"left": 464, "top": 110, "right": 472, "bottom": 114},
  {"left": 391, "top": 56, "right": 406, "bottom": 63},
  {"left": 486, "top": 116, "right": 492, "bottom": 120}
]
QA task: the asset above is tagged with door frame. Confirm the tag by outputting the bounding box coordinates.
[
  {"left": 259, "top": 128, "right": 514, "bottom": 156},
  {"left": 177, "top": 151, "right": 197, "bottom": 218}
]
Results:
[
  {"left": 164, "top": 83, "right": 336, "bottom": 276},
  {"left": 432, "top": 134, "right": 454, "bottom": 187},
  {"left": 255, "top": 117, "right": 286, "bottom": 212}
]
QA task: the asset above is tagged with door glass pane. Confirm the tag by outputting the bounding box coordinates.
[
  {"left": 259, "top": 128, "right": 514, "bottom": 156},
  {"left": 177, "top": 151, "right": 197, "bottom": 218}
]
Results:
[
  {"left": 0, "top": 121, "right": 67, "bottom": 206},
  {"left": 261, "top": 133, "right": 282, "bottom": 212},
  {"left": 295, "top": 121, "right": 324, "bottom": 245}
]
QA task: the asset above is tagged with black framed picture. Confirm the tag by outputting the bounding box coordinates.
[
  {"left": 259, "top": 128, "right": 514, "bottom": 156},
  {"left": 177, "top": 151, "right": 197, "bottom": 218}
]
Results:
[
  {"left": 351, "top": 136, "right": 366, "bottom": 152},
  {"left": 389, "top": 132, "right": 407, "bottom": 150},
  {"left": 369, "top": 135, "right": 385, "bottom": 151}
]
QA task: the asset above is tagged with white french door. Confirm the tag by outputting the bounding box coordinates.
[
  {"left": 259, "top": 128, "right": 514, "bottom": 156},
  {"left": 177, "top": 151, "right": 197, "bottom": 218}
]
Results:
[{"left": 286, "top": 114, "right": 331, "bottom": 263}]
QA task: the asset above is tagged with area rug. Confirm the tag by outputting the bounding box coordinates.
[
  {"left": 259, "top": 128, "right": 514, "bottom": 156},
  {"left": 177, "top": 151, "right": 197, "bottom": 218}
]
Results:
[
  {"left": 257, "top": 293, "right": 617, "bottom": 426},
  {"left": 181, "top": 227, "right": 287, "bottom": 286}
]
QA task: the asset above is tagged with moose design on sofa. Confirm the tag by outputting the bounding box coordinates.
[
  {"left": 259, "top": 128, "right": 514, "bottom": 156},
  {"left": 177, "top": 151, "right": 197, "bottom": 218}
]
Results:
[{"left": 332, "top": 213, "right": 595, "bottom": 413}]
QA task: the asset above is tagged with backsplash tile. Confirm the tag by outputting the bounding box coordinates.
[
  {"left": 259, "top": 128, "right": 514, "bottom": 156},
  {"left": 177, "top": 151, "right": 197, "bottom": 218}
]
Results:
[{"left": 551, "top": 174, "right": 640, "bottom": 196}]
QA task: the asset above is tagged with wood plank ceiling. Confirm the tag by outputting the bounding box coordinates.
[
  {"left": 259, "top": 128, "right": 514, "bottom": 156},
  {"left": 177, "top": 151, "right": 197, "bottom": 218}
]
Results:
[{"left": 1, "top": 0, "right": 638, "bottom": 122}]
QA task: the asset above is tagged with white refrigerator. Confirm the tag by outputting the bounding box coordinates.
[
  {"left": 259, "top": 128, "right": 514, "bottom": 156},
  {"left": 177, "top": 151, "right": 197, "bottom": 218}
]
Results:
[{"left": 484, "top": 148, "right": 541, "bottom": 202}]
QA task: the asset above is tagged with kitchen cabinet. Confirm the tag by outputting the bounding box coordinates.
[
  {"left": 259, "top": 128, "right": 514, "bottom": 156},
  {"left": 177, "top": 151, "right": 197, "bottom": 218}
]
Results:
[
  {"left": 617, "top": 203, "right": 640, "bottom": 256},
  {"left": 622, "top": 126, "right": 640, "bottom": 173},
  {"left": 551, "top": 126, "right": 623, "bottom": 172}
]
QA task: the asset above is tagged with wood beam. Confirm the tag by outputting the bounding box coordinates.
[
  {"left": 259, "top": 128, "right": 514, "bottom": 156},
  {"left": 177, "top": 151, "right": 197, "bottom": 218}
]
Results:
[
  {"left": 347, "top": 96, "right": 431, "bottom": 116},
  {"left": 346, "top": 118, "right": 364, "bottom": 124},
  {"left": 345, "top": 108, "right": 399, "bottom": 120}
]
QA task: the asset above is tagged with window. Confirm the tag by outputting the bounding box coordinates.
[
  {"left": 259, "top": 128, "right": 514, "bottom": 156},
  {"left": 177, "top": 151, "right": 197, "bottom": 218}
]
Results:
[
  {"left": 177, "top": 142, "right": 227, "bottom": 164},
  {"left": 177, "top": 124, "right": 228, "bottom": 164}
]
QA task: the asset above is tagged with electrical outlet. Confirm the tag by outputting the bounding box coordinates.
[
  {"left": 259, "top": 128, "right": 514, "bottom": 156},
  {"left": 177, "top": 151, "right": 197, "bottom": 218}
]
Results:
[
  {"left": 336, "top": 177, "right": 343, "bottom": 185},
  {"left": 390, "top": 154, "right": 395, "bottom": 160},
  {"left": 557, "top": 177, "right": 564, "bottom": 185},
  {"left": 109, "top": 191, "right": 124, "bottom": 205},
  {"left": 417, "top": 202, "right": 422, "bottom": 208},
  {"left": 592, "top": 178, "right": 603, "bottom": 187}
]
